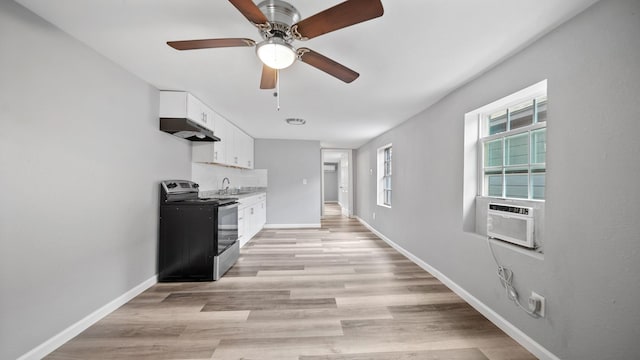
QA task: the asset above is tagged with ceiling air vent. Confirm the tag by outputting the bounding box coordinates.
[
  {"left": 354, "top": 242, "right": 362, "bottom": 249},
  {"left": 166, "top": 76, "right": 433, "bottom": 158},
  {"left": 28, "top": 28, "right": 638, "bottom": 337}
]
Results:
[{"left": 285, "top": 118, "right": 306, "bottom": 125}]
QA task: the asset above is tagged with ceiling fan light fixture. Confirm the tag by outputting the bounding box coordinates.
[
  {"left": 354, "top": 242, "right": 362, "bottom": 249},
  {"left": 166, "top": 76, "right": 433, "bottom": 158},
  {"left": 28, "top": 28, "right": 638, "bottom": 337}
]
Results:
[{"left": 256, "top": 38, "right": 296, "bottom": 70}]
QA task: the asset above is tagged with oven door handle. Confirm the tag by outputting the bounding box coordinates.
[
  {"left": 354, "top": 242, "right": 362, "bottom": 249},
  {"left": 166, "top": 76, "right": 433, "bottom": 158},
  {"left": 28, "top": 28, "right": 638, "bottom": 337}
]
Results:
[{"left": 218, "top": 202, "right": 238, "bottom": 209}]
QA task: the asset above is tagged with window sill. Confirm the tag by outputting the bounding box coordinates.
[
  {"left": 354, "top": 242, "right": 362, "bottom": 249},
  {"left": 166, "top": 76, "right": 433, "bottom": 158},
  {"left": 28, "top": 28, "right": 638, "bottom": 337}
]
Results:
[
  {"left": 466, "top": 232, "right": 544, "bottom": 260},
  {"left": 488, "top": 237, "right": 545, "bottom": 260},
  {"left": 377, "top": 203, "right": 392, "bottom": 209}
]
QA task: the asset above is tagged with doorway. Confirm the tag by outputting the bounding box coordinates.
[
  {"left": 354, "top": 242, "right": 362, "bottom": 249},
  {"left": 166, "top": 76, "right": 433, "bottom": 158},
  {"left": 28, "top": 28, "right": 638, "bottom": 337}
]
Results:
[{"left": 321, "top": 149, "right": 353, "bottom": 218}]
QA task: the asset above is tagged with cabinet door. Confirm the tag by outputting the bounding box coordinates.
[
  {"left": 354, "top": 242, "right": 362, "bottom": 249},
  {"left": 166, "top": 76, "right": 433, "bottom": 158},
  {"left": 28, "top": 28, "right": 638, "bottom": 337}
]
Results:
[
  {"left": 186, "top": 94, "right": 215, "bottom": 131},
  {"left": 234, "top": 130, "right": 244, "bottom": 167},
  {"left": 228, "top": 124, "right": 241, "bottom": 166},
  {"left": 237, "top": 207, "right": 246, "bottom": 246},
  {"left": 160, "top": 91, "right": 215, "bottom": 131},
  {"left": 246, "top": 206, "right": 255, "bottom": 239},
  {"left": 214, "top": 116, "right": 231, "bottom": 165},
  {"left": 246, "top": 136, "right": 254, "bottom": 169},
  {"left": 186, "top": 94, "right": 204, "bottom": 127},
  {"left": 258, "top": 199, "right": 266, "bottom": 228},
  {"left": 234, "top": 130, "right": 254, "bottom": 169},
  {"left": 201, "top": 105, "right": 215, "bottom": 131}
]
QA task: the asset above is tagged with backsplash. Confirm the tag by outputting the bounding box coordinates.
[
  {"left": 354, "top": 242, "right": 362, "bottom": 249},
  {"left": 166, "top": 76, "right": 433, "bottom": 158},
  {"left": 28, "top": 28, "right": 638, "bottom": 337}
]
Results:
[{"left": 192, "top": 163, "right": 268, "bottom": 192}]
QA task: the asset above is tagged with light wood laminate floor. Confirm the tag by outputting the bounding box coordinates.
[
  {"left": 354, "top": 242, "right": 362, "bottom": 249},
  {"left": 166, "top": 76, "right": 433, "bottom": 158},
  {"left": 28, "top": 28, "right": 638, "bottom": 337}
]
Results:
[{"left": 46, "top": 204, "right": 536, "bottom": 359}]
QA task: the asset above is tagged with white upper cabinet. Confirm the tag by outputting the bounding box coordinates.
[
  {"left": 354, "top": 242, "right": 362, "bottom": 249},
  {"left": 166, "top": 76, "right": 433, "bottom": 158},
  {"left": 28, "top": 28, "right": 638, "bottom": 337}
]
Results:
[
  {"left": 160, "top": 90, "right": 255, "bottom": 169},
  {"left": 213, "top": 116, "right": 232, "bottom": 164},
  {"left": 160, "top": 91, "right": 215, "bottom": 131},
  {"left": 223, "top": 123, "right": 253, "bottom": 169},
  {"left": 234, "top": 130, "right": 253, "bottom": 169},
  {"left": 184, "top": 95, "right": 254, "bottom": 169},
  {"left": 233, "top": 127, "right": 254, "bottom": 169}
]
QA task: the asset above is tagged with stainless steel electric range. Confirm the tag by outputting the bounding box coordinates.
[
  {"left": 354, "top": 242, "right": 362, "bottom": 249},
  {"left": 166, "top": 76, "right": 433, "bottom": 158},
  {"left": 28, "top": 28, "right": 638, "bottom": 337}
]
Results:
[{"left": 158, "top": 180, "right": 238, "bottom": 281}]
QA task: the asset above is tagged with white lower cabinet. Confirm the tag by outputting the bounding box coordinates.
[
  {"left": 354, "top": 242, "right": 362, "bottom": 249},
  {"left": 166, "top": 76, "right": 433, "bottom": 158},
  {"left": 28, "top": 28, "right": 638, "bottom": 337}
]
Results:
[
  {"left": 237, "top": 207, "right": 246, "bottom": 246},
  {"left": 238, "top": 194, "right": 267, "bottom": 247}
]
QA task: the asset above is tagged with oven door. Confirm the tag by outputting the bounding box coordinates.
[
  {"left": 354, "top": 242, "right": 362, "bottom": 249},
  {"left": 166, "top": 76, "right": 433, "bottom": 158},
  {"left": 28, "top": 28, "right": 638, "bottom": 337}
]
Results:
[{"left": 216, "top": 202, "right": 238, "bottom": 255}]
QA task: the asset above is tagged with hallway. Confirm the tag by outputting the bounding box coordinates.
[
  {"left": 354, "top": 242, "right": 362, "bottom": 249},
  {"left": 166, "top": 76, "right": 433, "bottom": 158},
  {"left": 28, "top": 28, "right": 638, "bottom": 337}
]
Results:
[{"left": 323, "top": 202, "right": 343, "bottom": 217}]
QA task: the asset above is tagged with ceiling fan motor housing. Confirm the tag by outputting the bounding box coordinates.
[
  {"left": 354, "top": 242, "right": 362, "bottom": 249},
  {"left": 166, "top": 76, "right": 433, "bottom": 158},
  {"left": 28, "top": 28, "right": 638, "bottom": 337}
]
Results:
[{"left": 257, "top": 0, "right": 300, "bottom": 40}]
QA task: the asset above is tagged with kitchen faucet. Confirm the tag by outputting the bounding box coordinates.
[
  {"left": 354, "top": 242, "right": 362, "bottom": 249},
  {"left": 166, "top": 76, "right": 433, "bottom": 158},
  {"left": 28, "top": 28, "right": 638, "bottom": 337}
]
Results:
[{"left": 221, "top": 177, "right": 230, "bottom": 194}]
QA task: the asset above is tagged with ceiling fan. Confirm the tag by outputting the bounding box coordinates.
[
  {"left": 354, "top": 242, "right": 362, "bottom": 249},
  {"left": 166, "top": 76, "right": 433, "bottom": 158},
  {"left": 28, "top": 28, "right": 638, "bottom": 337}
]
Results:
[{"left": 167, "top": 0, "right": 384, "bottom": 89}]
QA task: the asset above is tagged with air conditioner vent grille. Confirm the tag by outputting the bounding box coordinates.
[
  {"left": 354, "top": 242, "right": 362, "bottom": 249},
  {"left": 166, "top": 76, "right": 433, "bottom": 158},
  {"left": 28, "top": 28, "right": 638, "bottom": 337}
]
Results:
[
  {"left": 488, "top": 203, "right": 530, "bottom": 215},
  {"left": 487, "top": 203, "right": 534, "bottom": 248}
]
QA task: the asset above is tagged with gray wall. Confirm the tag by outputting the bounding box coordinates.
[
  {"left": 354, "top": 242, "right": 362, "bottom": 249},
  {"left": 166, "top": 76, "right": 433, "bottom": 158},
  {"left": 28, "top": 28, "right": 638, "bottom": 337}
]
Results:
[
  {"left": 324, "top": 163, "right": 339, "bottom": 202},
  {"left": 255, "top": 139, "right": 321, "bottom": 225},
  {"left": 355, "top": 1, "right": 640, "bottom": 359},
  {"left": 0, "top": 2, "right": 191, "bottom": 359}
]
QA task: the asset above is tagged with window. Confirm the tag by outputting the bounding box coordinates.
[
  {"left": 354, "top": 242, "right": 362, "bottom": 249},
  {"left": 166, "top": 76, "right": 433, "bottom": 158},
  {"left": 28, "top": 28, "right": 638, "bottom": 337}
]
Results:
[
  {"left": 462, "top": 80, "right": 546, "bottom": 238},
  {"left": 481, "top": 96, "right": 547, "bottom": 200},
  {"left": 377, "top": 144, "right": 392, "bottom": 207}
]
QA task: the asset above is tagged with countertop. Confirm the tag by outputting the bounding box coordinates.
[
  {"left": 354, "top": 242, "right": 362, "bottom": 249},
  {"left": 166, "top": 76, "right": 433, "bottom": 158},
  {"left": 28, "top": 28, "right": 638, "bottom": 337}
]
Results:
[{"left": 199, "top": 188, "right": 266, "bottom": 200}]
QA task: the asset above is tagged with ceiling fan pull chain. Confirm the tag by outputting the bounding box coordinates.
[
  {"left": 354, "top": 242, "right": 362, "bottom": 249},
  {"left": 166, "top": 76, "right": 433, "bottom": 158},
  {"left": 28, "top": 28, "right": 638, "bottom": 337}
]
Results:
[{"left": 276, "top": 69, "right": 280, "bottom": 111}]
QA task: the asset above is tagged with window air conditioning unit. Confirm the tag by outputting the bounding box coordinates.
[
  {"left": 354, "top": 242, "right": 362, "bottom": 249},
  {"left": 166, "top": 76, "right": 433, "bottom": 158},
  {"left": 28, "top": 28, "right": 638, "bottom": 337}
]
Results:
[{"left": 487, "top": 203, "right": 535, "bottom": 248}]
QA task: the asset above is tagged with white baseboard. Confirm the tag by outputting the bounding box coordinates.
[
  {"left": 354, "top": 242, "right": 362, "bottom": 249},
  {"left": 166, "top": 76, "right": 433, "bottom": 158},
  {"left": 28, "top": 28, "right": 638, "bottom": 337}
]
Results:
[
  {"left": 263, "top": 223, "right": 321, "bottom": 229},
  {"left": 354, "top": 216, "right": 560, "bottom": 360},
  {"left": 18, "top": 275, "right": 158, "bottom": 360}
]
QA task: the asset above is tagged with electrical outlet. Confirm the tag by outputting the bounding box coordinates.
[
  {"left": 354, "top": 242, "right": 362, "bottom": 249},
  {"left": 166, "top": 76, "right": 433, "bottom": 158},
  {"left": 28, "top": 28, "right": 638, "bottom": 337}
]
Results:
[
  {"left": 529, "top": 292, "right": 545, "bottom": 317},
  {"left": 372, "top": 212, "right": 376, "bottom": 219}
]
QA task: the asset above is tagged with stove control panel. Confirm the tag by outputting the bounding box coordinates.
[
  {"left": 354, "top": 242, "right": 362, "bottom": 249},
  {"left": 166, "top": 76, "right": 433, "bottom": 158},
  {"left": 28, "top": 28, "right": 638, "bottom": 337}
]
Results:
[{"left": 161, "top": 180, "right": 199, "bottom": 195}]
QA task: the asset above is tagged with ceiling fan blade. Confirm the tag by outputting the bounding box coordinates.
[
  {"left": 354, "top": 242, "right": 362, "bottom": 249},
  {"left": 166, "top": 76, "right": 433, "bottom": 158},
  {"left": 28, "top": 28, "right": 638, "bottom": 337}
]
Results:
[
  {"left": 292, "top": 0, "right": 383, "bottom": 40},
  {"left": 167, "top": 38, "right": 256, "bottom": 50},
  {"left": 260, "top": 65, "right": 278, "bottom": 89},
  {"left": 297, "top": 48, "right": 359, "bottom": 83},
  {"left": 228, "top": 0, "right": 269, "bottom": 26}
]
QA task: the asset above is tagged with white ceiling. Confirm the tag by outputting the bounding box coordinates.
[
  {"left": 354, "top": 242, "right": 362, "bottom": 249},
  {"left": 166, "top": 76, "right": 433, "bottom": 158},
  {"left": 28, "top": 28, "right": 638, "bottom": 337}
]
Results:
[{"left": 17, "top": 0, "right": 597, "bottom": 148}]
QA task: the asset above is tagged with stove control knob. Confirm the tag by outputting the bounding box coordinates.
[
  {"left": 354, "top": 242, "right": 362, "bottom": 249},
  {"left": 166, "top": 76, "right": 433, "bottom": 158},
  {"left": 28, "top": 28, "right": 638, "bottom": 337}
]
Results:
[
  {"left": 193, "top": 183, "right": 199, "bottom": 188},
  {"left": 167, "top": 182, "right": 177, "bottom": 189}
]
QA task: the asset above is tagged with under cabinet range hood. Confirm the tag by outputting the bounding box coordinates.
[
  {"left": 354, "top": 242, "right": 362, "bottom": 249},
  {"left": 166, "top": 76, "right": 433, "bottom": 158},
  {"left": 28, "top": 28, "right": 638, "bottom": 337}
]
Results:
[{"left": 159, "top": 118, "right": 220, "bottom": 142}]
